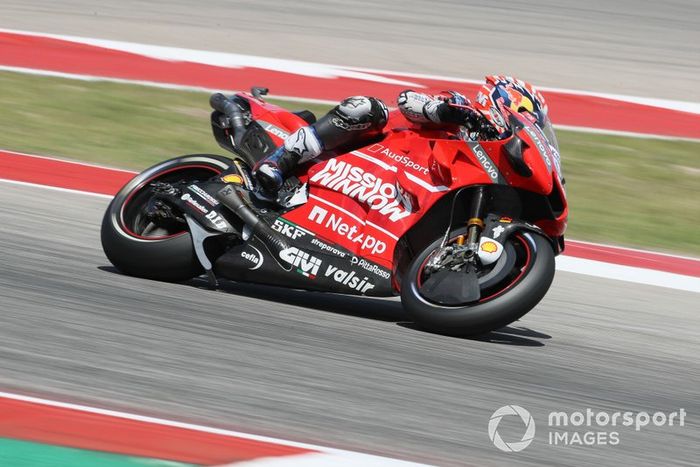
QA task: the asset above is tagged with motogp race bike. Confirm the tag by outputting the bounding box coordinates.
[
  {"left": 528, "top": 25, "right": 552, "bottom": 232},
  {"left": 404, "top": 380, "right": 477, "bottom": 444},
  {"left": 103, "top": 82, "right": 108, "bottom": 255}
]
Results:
[{"left": 101, "top": 87, "right": 568, "bottom": 336}]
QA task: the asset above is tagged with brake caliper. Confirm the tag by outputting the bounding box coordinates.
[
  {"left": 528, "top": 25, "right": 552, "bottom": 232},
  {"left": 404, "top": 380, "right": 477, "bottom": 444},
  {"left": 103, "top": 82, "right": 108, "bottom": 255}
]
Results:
[{"left": 147, "top": 182, "right": 185, "bottom": 225}]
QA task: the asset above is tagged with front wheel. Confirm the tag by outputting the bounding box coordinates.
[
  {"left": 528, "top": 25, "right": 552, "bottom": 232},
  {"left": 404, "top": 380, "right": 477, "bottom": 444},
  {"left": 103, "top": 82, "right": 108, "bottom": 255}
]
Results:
[
  {"left": 400, "top": 227, "right": 555, "bottom": 336},
  {"left": 101, "top": 154, "right": 232, "bottom": 282}
]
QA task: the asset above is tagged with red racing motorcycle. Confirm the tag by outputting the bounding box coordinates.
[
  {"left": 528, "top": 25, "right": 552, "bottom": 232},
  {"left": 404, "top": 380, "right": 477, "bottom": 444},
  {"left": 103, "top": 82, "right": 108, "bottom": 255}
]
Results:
[{"left": 101, "top": 87, "right": 568, "bottom": 336}]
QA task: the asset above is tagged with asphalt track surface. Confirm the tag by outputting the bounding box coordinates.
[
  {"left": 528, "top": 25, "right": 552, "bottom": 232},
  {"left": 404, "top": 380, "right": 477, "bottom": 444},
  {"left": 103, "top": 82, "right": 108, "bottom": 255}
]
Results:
[
  {"left": 2, "top": 0, "right": 700, "bottom": 101},
  {"left": 1, "top": 2, "right": 699, "bottom": 466},
  {"left": 1, "top": 182, "right": 698, "bottom": 466}
]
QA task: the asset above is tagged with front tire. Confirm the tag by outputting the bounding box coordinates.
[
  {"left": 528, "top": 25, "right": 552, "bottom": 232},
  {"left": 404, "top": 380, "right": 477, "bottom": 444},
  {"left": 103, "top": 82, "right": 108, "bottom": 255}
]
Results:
[
  {"left": 101, "top": 154, "right": 232, "bottom": 282},
  {"left": 400, "top": 229, "right": 555, "bottom": 336}
]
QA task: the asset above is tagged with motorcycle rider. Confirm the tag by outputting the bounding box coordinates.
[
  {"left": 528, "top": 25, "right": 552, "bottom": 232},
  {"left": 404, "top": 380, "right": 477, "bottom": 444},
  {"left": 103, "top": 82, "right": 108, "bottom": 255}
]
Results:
[{"left": 254, "top": 76, "right": 545, "bottom": 195}]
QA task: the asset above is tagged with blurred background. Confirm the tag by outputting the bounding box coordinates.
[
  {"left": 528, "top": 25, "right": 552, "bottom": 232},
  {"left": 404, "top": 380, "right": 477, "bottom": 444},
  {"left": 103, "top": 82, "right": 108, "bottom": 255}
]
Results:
[
  {"left": 0, "top": 2, "right": 698, "bottom": 466},
  {"left": 4, "top": 0, "right": 700, "bottom": 98}
]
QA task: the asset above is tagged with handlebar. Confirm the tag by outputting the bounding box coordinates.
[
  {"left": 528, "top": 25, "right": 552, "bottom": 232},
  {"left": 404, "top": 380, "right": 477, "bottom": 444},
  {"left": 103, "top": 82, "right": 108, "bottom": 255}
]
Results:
[{"left": 209, "top": 93, "right": 247, "bottom": 147}]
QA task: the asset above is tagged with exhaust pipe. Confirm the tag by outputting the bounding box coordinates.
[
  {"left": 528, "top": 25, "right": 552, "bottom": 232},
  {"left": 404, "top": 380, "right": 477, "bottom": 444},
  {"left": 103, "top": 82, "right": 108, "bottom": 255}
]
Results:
[{"left": 217, "top": 185, "right": 291, "bottom": 270}]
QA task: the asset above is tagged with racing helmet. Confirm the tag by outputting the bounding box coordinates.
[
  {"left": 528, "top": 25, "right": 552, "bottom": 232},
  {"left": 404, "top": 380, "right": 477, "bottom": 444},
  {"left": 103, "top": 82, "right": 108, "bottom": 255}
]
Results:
[{"left": 473, "top": 75, "right": 549, "bottom": 136}]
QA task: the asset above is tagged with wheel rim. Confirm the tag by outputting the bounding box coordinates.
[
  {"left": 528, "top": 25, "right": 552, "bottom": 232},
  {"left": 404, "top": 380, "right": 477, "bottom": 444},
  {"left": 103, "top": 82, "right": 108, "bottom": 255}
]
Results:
[
  {"left": 415, "top": 233, "right": 535, "bottom": 307},
  {"left": 119, "top": 165, "right": 222, "bottom": 240},
  {"left": 477, "top": 233, "right": 533, "bottom": 302}
]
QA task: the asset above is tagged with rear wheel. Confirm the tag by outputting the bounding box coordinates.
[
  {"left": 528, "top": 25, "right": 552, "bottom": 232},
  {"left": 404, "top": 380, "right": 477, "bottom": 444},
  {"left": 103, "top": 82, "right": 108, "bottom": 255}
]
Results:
[
  {"left": 400, "top": 226, "right": 555, "bottom": 336},
  {"left": 100, "top": 154, "right": 232, "bottom": 281}
]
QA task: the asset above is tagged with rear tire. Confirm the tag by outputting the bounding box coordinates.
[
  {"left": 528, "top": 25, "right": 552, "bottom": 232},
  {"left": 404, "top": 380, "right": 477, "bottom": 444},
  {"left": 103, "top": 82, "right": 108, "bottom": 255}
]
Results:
[
  {"left": 400, "top": 229, "right": 555, "bottom": 336},
  {"left": 101, "top": 154, "right": 232, "bottom": 282}
]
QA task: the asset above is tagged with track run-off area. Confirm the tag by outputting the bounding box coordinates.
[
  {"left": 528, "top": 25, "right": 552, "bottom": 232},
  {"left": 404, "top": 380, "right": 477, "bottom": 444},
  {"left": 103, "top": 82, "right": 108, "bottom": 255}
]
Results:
[
  {"left": 1, "top": 28, "right": 700, "bottom": 141},
  {"left": 1, "top": 4, "right": 700, "bottom": 464}
]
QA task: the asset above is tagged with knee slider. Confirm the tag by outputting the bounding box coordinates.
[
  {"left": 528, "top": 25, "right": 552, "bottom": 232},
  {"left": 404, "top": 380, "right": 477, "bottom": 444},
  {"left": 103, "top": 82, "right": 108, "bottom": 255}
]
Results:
[{"left": 334, "top": 96, "right": 388, "bottom": 131}]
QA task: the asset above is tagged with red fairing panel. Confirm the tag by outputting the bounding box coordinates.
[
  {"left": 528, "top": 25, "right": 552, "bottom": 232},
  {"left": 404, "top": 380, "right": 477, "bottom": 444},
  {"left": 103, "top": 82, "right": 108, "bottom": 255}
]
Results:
[
  {"left": 247, "top": 95, "right": 309, "bottom": 145},
  {"left": 250, "top": 104, "right": 567, "bottom": 267},
  {"left": 281, "top": 133, "right": 487, "bottom": 267}
]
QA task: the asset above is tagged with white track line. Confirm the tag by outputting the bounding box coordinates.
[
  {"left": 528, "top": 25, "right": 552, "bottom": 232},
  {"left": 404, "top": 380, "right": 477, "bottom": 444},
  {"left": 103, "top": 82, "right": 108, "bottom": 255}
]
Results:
[
  {"left": 0, "top": 28, "right": 423, "bottom": 87},
  {"left": 567, "top": 239, "right": 700, "bottom": 262},
  {"left": 553, "top": 124, "right": 700, "bottom": 143},
  {"left": 2, "top": 65, "right": 697, "bottom": 141},
  {"left": 3, "top": 27, "right": 699, "bottom": 115},
  {"left": 0, "top": 65, "right": 339, "bottom": 106},
  {"left": 340, "top": 64, "right": 700, "bottom": 115},
  {"left": 217, "top": 452, "right": 426, "bottom": 466},
  {"left": 0, "top": 178, "right": 114, "bottom": 199},
  {"left": 556, "top": 256, "right": 700, "bottom": 294},
  {"left": 3, "top": 28, "right": 700, "bottom": 140},
  {"left": 0, "top": 147, "right": 138, "bottom": 173},
  {"left": 2, "top": 65, "right": 698, "bottom": 142},
  {"left": 0, "top": 391, "right": 428, "bottom": 466}
]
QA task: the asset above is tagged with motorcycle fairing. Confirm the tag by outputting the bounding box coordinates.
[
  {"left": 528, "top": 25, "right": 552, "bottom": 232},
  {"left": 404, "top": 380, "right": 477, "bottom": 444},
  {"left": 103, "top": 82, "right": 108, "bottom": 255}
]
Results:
[
  {"left": 275, "top": 118, "right": 526, "bottom": 268},
  {"left": 213, "top": 215, "right": 393, "bottom": 296},
  {"left": 209, "top": 95, "right": 567, "bottom": 289}
]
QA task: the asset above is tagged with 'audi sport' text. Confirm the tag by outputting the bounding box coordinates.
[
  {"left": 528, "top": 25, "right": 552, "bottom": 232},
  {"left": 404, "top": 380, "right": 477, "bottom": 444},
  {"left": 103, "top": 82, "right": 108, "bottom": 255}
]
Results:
[{"left": 366, "top": 144, "right": 429, "bottom": 175}]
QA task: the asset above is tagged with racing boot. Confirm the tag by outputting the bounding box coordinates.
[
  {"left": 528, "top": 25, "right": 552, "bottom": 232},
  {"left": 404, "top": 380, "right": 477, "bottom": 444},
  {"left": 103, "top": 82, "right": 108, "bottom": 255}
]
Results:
[
  {"left": 254, "top": 146, "right": 301, "bottom": 195},
  {"left": 253, "top": 125, "right": 323, "bottom": 196}
]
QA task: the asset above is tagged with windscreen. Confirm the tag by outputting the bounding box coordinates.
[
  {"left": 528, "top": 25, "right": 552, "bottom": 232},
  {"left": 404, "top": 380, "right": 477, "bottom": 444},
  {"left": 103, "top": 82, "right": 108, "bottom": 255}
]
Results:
[
  {"left": 538, "top": 115, "right": 563, "bottom": 177},
  {"left": 539, "top": 116, "right": 559, "bottom": 153}
]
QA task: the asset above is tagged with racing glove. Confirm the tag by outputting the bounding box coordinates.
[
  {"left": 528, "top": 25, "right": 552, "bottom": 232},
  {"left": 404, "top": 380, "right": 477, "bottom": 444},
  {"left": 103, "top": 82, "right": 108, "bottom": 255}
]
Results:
[{"left": 398, "top": 90, "right": 499, "bottom": 138}]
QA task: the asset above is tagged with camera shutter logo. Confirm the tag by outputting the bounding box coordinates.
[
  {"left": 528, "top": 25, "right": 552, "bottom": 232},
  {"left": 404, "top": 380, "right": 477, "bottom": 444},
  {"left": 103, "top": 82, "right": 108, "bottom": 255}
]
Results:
[{"left": 488, "top": 405, "right": 536, "bottom": 452}]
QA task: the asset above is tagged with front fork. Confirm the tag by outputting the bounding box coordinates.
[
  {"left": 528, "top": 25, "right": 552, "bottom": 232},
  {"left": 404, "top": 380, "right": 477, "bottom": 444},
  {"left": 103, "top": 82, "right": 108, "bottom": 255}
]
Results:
[
  {"left": 464, "top": 186, "right": 486, "bottom": 255},
  {"left": 421, "top": 187, "right": 488, "bottom": 304},
  {"left": 429, "top": 187, "right": 487, "bottom": 272}
]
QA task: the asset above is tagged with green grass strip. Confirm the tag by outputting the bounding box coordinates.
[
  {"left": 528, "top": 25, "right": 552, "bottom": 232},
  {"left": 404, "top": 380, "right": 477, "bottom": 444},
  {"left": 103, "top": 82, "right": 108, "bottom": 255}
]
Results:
[
  {"left": 0, "top": 437, "right": 196, "bottom": 467},
  {"left": 1, "top": 71, "right": 698, "bottom": 255}
]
